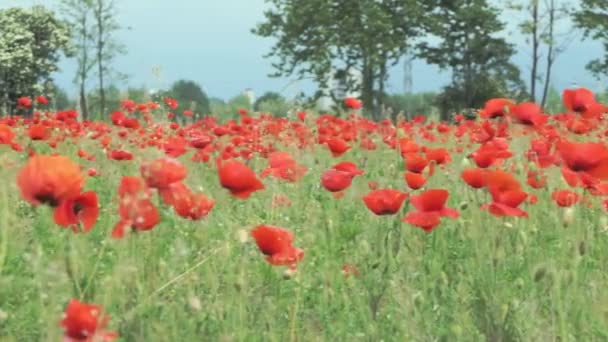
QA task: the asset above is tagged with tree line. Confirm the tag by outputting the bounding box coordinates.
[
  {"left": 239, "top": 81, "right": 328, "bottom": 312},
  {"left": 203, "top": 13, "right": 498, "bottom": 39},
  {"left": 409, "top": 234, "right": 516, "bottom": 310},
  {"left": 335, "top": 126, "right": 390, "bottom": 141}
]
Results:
[
  {"left": 1, "top": 0, "right": 607, "bottom": 119},
  {"left": 254, "top": 0, "right": 608, "bottom": 118}
]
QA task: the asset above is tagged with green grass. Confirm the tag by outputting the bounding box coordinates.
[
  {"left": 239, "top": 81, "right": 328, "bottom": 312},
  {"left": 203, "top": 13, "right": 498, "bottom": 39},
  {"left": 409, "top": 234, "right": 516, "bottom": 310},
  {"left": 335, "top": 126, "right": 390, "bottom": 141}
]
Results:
[{"left": 1, "top": 126, "right": 608, "bottom": 342}]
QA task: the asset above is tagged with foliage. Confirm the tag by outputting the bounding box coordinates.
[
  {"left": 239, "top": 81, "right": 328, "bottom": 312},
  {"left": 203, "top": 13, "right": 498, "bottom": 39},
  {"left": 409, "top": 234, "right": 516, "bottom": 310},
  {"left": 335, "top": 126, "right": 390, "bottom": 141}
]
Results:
[
  {"left": 0, "top": 6, "right": 73, "bottom": 114},
  {"left": 254, "top": 91, "right": 290, "bottom": 117},
  {"left": 168, "top": 80, "right": 211, "bottom": 120},
  {"left": 383, "top": 92, "right": 438, "bottom": 119},
  {"left": 252, "top": 0, "right": 424, "bottom": 118},
  {"left": 574, "top": 0, "right": 608, "bottom": 78},
  {"left": 418, "top": 0, "right": 525, "bottom": 117},
  {"left": 211, "top": 94, "right": 252, "bottom": 120}
]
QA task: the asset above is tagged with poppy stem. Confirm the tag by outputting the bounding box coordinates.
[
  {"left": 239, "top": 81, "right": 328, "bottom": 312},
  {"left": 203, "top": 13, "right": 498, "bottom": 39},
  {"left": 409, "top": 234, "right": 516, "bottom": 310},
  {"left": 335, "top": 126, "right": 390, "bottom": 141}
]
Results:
[{"left": 64, "top": 237, "right": 83, "bottom": 298}]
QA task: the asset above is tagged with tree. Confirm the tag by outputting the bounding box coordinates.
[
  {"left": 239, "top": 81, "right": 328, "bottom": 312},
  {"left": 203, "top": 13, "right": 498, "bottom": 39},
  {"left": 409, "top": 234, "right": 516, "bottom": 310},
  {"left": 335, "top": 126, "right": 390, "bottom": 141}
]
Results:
[
  {"left": 418, "top": 0, "right": 525, "bottom": 117},
  {"left": 167, "top": 80, "right": 211, "bottom": 122},
  {"left": 254, "top": 91, "right": 290, "bottom": 116},
  {"left": 0, "top": 6, "right": 72, "bottom": 115},
  {"left": 92, "top": 0, "right": 126, "bottom": 115},
  {"left": 60, "top": 0, "right": 96, "bottom": 120},
  {"left": 253, "top": 0, "right": 424, "bottom": 118},
  {"left": 507, "top": 0, "right": 573, "bottom": 107},
  {"left": 574, "top": 0, "right": 608, "bottom": 79}
]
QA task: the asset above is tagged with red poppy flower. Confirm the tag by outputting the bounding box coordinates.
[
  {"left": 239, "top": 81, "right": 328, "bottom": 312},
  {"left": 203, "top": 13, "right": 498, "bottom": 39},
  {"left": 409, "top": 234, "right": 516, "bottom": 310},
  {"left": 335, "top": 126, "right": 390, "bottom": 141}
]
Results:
[
  {"left": 479, "top": 98, "right": 515, "bottom": 118},
  {"left": 60, "top": 299, "right": 118, "bottom": 342},
  {"left": 321, "top": 169, "right": 354, "bottom": 192},
  {"left": 251, "top": 224, "right": 304, "bottom": 266},
  {"left": 557, "top": 140, "right": 608, "bottom": 186},
  {"left": 108, "top": 150, "right": 133, "bottom": 161},
  {"left": 403, "top": 189, "right": 459, "bottom": 232},
  {"left": 17, "top": 96, "right": 32, "bottom": 109},
  {"left": 218, "top": 159, "right": 265, "bottom": 199},
  {"left": 172, "top": 190, "right": 215, "bottom": 220},
  {"left": 526, "top": 170, "right": 547, "bottom": 189},
  {"left": 28, "top": 124, "right": 49, "bottom": 140},
  {"left": 260, "top": 151, "right": 307, "bottom": 182},
  {"left": 551, "top": 190, "right": 580, "bottom": 207},
  {"left": 326, "top": 138, "right": 351, "bottom": 157},
  {"left": 35, "top": 95, "right": 49, "bottom": 105},
  {"left": 17, "top": 155, "right": 84, "bottom": 207},
  {"left": 112, "top": 176, "right": 160, "bottom": 239},
  {"left": 0, "top": 124, "right": 15, "bottom": 144},
  {"left": 331, "top": 161, "right": 364, "bottom": 176},
  {"left": 404, "top": 153, "right": 428, "bottom": 173},
  {"left": 362, "top": 189, "right": 408, "bottom": 215},
  {"left": 481, "top": 171, "right": 528, "bottom": 217},
  {"left": 140, "top": 157, "right": 187, "bottom": 189},
  {"left": 461, "top": 168, "right": 487, "bottom": 189},
  {"left": 164, "top": 97, "right": 178, "bottom": 110},
  {"left": 404, "top": 171, "right": 427, "bottom": 190},
  {"left": 511, "top": 102, "right": 548, "bottom": 126},
  {"left": 53, "top": 191, "right": 99, "bottom": 233},
  {"left": 344, "top": 97, "right": 362, "bottom": 110},
  {"left": 562, "top": 88, "right": 600, "bottom": 118}
]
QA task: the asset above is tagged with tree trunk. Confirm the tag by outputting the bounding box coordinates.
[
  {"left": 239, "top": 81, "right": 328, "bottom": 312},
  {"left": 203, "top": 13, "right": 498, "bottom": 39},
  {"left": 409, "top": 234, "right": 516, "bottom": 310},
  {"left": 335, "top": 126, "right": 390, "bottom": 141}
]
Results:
[
  {"left": 361, "top": 58, "right": 375, "bottom": 118},
  {"left": 80, "top": 14, "right": 89, "bottom": 120},
  {"left": 541, "top": 0, "right": 555, "bottom": 109},
  {"left": 530, "top": 0, "right": 539, "bottom": 102},
  {"left": 96, "top": 0, "right": 106, "bottom": 115}
]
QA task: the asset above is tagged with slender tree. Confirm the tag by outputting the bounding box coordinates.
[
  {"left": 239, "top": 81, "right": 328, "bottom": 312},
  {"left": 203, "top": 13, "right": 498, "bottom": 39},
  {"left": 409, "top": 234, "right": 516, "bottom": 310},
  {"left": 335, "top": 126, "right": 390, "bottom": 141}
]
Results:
[
  {"left": 60, "top": 0, "right": 96, "bottom": 120},
  {"left": 507, "top": 0, "right": 573, "bottom": 107},
  {"left": 92, "top": 0, "right": 125, "bottom": 115}
]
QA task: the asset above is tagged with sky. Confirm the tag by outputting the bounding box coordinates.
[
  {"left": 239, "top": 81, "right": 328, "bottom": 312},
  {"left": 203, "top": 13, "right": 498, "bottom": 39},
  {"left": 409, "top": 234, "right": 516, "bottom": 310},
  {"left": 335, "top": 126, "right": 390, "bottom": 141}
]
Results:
[{"left": 1, "top": 0, "right": 606, "bottom": 100}]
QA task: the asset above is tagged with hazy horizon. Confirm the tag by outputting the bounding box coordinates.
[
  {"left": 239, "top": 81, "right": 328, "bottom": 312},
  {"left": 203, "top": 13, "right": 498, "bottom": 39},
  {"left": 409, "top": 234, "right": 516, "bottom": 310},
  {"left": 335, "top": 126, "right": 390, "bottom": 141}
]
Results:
[{"left": 2, "top": 0, "right": 606, "bottom": 101}]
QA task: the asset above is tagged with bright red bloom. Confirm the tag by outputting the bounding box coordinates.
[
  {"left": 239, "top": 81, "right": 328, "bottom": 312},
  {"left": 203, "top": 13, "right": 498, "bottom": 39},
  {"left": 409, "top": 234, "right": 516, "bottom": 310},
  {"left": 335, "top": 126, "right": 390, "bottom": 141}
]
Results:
[
  {"left": 362, "top": 189, "right": 408, "bottom": 215},
  {"left": 260, "top": 151, "right": 307, "bottom": 182},
  {"left": 331, "top": 161, "right": 364, "bottom": 176},
  {"left": 112, "top": 176, "right": 160, "bottom": 239},
  {"left": 17, "top": 96, "right": 32, "bottom": 109},
  {"left": 60, "top": 299, "right": 118, "bottom": 342},
  {"left": 551, "top": 190, "right": 580, "bottom": 207},
  {"left": 557, "top": 140, "right": 608, "bottom": 186},
  {"left": 404, "top": 171, "right": 427, "bottom": 190},
  {"left": 140, "top": 157, "right": 187, "bottom": 189},
  {"left": 403, "top": 189, "right": 459, "bottom": 232},
  {"left": 164, "top": 97, "right": 178, "bottom": 110},
  {"left": 321, "top": 169, "right": 354, "bottom": 192},
  {"left": 404, "top": 153, "right": 428, "bottom": 173},
  {"left": 326, "top": 138, "right": 351, "bottom": 157},
  {"left": 172, "top": 190, "right": 215, "bottom": 220},
  {"left": 562, "top": 88, "right": 600, "bottom": 118},
  {"left": 479, "top": 98, "right": 514, "bottom": 118},
  {"left": 53, "top": 191, "right": 99, "bottom": 233},
  {"left": 344, "top": 97, "right": 362, "bottom": 110},
  {"left": 461, "top": 168, "right": 487, "bottom": 189},
  {"left": 482, "top": 171, "right": 528, "bottom": 217},
  {"left": 526, "top": 170, "right": 547, "bottom": 189},
  {"left": 0, "top": 124, "right": 15, "bottom": 144},
  {"left": 108, "top": 150, "right": 133, "bottom": 161},
  {"left": 17, "top": 155, "right": 84, "bottom": 207},
  {"left": 218, "top": 159, "right": 265, "bottom": 199},
  {"left": 35, "top": 95, "right": 49, "bottom": 105},
  {"left": 511, "top": 102, "right": 548, "bottom": 126},
  {"left": 28, "top": 124, "right": 49, "bottom": 140},
  {"left": 251, "top": 225, "right": 304, "bottom": 266}
]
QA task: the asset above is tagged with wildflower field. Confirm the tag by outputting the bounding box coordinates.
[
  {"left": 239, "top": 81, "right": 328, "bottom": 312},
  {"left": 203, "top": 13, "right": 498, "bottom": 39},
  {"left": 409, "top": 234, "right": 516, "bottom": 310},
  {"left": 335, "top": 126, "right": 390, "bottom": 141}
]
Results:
[{"left": 2, "top": 91, "right": 608, "bottom": 341}]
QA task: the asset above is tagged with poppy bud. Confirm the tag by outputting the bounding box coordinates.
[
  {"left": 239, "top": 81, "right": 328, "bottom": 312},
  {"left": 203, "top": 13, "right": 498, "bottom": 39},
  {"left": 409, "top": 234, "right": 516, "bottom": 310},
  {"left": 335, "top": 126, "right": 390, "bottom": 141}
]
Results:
[{"left": 562, "top": 207, "right": 575, "bottom": 227}]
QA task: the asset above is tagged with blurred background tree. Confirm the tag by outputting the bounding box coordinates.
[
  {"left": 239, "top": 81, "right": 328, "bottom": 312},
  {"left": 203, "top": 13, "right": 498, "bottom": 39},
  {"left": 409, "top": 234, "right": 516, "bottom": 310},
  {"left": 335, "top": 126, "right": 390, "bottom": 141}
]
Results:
[{"left": 0, "top": 6, "right": 72, "bottom": 115}]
